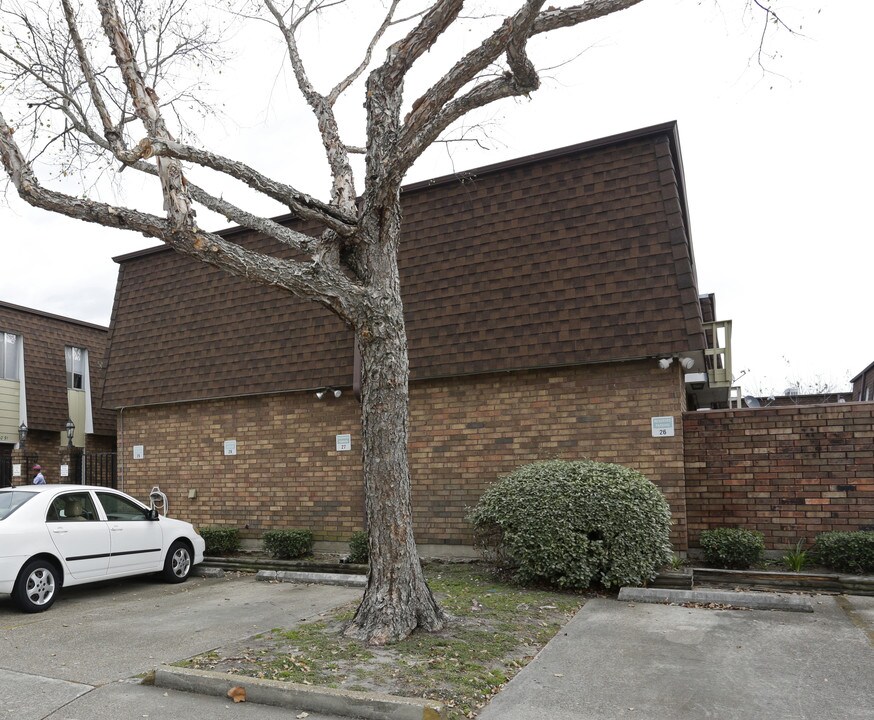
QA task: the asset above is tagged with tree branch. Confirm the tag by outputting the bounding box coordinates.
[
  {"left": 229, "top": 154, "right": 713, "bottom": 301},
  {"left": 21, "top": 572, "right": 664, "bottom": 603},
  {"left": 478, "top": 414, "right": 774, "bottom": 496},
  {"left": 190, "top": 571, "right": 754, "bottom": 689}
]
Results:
[
  {"left": 395, "top": 0, "right": 644, "bottom": 176},
  {"left": 262, "top": 0, "right": 356, "bottom": 212},
  {"left": 0, "top": 109, "right": 363, "bottom": 319},
  {"left": 60, "top": 0, "right": 139, "bottom": 164},
  {"left": 96, "top": 0, "right": 195, "bottom": 231},
  {"left": 381, "top": 0, "right": 464, "bottom": 82},
  {"left": 143, "top": 137, "right": 357, "bottom": 235}
]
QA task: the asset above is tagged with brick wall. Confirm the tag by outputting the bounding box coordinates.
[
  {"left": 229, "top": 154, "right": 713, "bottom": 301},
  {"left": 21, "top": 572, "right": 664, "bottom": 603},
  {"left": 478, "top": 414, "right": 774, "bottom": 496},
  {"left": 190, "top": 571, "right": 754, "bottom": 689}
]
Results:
[
  {"left": 684, "top": 403, "right": 874, "bottom": 550},
  {"left": 116, "top": 359, "right": 690, "bottom": 549},
  {"left": 409, "top": 361, "right": 688, "bottom": 548}
]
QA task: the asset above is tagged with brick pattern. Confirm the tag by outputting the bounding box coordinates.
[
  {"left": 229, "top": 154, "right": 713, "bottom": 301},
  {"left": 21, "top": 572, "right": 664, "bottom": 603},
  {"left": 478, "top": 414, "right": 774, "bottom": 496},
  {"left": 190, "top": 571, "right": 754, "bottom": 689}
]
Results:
[
  {"left": 116, "top": 393, "right": 365, "bottom": 541},
  {"left": 116, "top": 360, "right": 691, "bottom": 549},
  {"left": 104, "top": 124, "right": 704, "bottom": 409},
  {"left": 0, "top": 302, "right": 115, "bottom": 435},
  {"left": 684, "top": 403, "right": 874, "bottom": 550}
]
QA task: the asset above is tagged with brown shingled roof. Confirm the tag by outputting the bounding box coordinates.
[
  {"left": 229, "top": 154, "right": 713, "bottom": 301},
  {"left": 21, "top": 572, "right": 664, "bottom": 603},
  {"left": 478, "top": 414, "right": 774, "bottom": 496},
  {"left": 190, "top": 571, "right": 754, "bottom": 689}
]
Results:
[
  {"left": 0, "top": 302, "right": 115, "bottom": 434},
  {"left": 103, "top": 122, "right": 706, "bottom": 409}
]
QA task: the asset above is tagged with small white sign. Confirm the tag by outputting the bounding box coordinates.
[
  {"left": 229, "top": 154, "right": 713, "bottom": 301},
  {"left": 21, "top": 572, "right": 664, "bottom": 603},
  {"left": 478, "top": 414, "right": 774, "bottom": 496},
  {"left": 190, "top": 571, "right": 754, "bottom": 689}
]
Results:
[
  {"left": 133, "top": 445, "right": 144, "bottom": 459},
  {"left": 224, "top": 440, "right": 237, "bottom": 456},
  {"left": 651, "top": 416, "right": 675, "bottom": 437},
  {"left": 12, "top": 464, "right": 21, "bottom": 478},
  {"left": 60, "top": 464, "right": 69, "bottom": 477},
  {"left": 336, "top": 434, "right": 352, "bottom": 452}
]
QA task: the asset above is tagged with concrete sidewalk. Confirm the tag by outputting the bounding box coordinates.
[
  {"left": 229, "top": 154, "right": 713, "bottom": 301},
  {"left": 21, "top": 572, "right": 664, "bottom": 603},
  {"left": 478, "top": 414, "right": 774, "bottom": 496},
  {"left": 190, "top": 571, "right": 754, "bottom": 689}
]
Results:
[{"left": 479, "top": 594, "right": 874, "bottom": 720}]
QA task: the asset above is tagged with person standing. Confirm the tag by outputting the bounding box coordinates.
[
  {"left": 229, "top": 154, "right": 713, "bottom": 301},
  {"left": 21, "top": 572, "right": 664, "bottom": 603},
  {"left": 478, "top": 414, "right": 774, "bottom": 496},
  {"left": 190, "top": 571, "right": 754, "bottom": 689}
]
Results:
[{"left": 32, "top": 464, "right": 45, "bottom": 485}]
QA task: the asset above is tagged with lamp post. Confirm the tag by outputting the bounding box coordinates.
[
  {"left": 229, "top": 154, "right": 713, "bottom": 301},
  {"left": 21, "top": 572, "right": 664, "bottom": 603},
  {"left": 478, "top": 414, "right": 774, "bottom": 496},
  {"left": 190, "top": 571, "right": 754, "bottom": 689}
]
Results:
[
  {"left": 18, "top": 423, "right": 27, "bottom": 451},
  {"left": 65, "top": 418, "right": 75, "bottom": 449}
]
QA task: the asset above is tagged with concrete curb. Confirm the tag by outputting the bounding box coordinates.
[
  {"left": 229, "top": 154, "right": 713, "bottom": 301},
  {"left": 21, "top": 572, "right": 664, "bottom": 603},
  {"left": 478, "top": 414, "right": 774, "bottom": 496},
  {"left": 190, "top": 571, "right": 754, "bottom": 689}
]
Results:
[
  {"left": 617, "top": 586, "right": 814, "bottom": 612},
  {"left": 191, "top": 566, "right": 225, "bottom": 578},
  {"left": 256, "top": 569, "right": 367, "bottom": 588},
  {"left": 154, "top": 665, "right": 445, "bottom": 720}
]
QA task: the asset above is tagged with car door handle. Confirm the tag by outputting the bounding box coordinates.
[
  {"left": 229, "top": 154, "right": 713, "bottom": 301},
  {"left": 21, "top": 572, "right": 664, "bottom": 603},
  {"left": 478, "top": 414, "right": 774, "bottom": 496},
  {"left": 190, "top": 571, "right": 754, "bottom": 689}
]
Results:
[
  {"left": 110, "top": 525, "right": 125, "bottom": 532},
  {"left": 52, "top": 528, "right": 69, "bottom": 534}
]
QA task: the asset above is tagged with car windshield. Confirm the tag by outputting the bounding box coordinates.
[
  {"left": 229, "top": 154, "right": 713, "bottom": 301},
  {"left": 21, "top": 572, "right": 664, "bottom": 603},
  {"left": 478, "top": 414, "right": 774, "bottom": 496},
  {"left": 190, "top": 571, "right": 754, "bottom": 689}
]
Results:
[{"left": 0, "top": 490, "right": 37, "bottom": 520}]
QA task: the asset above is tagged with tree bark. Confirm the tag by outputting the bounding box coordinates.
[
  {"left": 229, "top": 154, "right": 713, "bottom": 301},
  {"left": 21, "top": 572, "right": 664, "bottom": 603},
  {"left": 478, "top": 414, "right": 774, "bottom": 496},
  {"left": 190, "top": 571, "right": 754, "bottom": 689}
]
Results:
[
  {"left": 345, "top": 307, "right": 446, "bottom": 645},
  {"left": 343, "top": 190, "right": 446, "bottom": 645}
]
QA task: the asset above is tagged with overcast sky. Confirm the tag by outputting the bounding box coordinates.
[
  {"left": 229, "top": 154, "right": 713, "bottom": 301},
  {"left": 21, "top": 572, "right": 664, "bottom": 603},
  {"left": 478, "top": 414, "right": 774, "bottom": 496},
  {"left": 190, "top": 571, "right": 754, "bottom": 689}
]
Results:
[{"left": 1, "top": 0, "right": 870, "bottom": 395}]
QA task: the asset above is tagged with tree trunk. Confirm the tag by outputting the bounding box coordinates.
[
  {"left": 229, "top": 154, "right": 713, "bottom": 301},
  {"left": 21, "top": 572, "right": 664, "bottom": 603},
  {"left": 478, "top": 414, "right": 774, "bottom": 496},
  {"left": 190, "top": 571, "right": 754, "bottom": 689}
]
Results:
[{"left": 343, "top": 206, "right": 446, "bottom": 645}]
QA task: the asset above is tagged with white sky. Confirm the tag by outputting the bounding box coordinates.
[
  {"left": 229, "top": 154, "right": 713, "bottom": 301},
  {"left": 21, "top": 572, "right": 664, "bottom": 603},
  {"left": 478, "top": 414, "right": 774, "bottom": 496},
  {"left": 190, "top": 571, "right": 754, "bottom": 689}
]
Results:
[{"left": 1, "top": 0, "right": 871, "bottom": 395}]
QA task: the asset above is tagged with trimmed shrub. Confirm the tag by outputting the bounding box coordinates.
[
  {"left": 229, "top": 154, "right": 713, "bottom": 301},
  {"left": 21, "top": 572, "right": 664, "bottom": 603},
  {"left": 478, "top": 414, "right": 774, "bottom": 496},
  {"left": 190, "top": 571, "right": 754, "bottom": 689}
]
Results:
[
  {"left": 347, "top": 530, "right": 369, "bottom": 565},
  {"left": 200, "top": 526, "right": 241, "bottom": 556},
  {"left": 263, "top": 529, "right": 314, "bottom": 560},
  {"left": 468, "top": 460, "right": 673, "bottom": 589},
  {"left": 814, "top": 531, "right": 874, "bottom": 573},
  {"left": 699, "top": 528, "right": 765, "bottom": 569}
]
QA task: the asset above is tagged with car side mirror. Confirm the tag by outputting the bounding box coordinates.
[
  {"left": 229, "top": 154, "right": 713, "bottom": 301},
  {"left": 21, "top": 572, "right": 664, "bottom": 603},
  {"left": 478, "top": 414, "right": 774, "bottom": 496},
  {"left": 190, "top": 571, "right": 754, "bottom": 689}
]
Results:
[{"left": 147, "top": 508, "right": 160, "bottom": 521}]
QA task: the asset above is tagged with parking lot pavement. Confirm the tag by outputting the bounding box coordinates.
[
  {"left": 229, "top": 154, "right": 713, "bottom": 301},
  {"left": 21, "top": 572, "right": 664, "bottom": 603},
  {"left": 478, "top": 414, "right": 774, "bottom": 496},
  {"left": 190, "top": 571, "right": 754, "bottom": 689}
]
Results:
[
  {"left": 479, "top": 594, "right": 874, "bottom": 720},
  {"left": 1, "top": 573, "right": 361, "bottom": 718}
]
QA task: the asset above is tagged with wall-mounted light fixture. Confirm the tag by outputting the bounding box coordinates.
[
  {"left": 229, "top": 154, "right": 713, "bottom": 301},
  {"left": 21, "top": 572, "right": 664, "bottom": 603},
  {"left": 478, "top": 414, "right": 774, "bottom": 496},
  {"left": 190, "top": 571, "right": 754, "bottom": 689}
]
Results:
[
  {"left": 65, "top": 418, "right": 75, "bottom": 448},
  {"left": 658, "top": 357, "right": 673, "bottom": 370},
  {"left": 315, "top": 390, "right": 326, "bottom": 400},
  {"left": 18, "top": 423, "right": 27, "bottom": 450},
  {"left": 679, "top": 356, "right": 695, "bottom": 370},
  {"left": 315, "top": 387, "right": 343, "bottom": 400}
]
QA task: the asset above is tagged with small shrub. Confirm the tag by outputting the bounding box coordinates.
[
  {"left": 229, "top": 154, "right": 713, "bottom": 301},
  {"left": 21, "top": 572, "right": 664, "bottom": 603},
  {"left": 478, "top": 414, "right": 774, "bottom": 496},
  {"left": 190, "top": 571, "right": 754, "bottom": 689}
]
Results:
[
  {"left": 699, "top": 528, "right": 764, "bottom": 569},
  {"left": 200, "top": 526, "right": 241, "bottom": 556},
  {"left": 263, "top": 529, "right": 314, "bottom": 560},
  {"left": 347, "top": 530, "right": 369, "bottom": 565},
  {"left": 814, "top": 531, "right": 874, "bottom": 573},
  {"left": 782, "top": 539, "right": 809, "bottom": 572},
  {"left": 667, "top": 555, "right": 687, "bottom": 571},
  {"left": 468, "top": 459, "right": 673, "bottom": 589}
]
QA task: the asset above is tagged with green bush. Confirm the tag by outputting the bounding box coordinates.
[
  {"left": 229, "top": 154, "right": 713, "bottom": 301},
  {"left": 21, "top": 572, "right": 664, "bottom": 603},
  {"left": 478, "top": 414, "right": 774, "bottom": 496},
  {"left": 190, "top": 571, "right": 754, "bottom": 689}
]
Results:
[
  {"left": 200, "top": 526, "right": 241, "bottom": 556},
  {"left": 468, "top": 460, "right": 673, "bottom": 589},
  {"left": 347, "top": 530, "right": 369, "bottom": 565},
  {"left": 699, "top": 528, "right": 765, "bottom": 569},
  {"left": 814, "top": 531, "right": 874, "bottom": 573},
  {"left": 263, "top": 529, "right": 314, "bottom": 560}
]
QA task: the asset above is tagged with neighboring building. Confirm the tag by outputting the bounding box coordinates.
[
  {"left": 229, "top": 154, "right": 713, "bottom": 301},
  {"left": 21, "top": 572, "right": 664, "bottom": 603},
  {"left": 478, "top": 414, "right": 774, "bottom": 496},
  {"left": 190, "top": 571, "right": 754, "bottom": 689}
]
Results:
[
  {"left": 743, "top": 392, "right": 852, "bottom": 408},
  {"left": 851, "top": 361, "right": 874, "bottom": 402},
  {"left": 102, "top": 122, "right": 734, "bottom": 554},
  {"left": 0, "top": 302, "right": 116, "bottom": 487}
]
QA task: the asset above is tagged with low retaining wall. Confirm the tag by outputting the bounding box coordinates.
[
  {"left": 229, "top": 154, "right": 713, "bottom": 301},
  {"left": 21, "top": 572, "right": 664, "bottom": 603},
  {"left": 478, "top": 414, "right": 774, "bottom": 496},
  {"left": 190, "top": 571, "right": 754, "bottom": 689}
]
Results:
[{"left": 684, "top": 402, "right": 874, "bottom": 550}]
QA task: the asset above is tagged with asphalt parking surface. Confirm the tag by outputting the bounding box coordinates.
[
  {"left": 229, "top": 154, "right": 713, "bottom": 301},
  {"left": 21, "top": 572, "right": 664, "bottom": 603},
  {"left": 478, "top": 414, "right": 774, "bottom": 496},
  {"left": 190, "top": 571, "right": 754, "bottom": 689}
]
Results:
[
  {"left": 0, "top": 572, "right": 361, "bottom": 719},
  {"left": 3, "top": 572, "right": 873, "bottom": 720}
]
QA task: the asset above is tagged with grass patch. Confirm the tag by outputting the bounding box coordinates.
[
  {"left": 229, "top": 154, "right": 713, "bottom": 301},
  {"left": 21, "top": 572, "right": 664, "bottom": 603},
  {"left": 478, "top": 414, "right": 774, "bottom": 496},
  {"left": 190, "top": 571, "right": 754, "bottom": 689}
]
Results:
[{"left": 179, "top": 563, "right": 589, "bottom": 719}]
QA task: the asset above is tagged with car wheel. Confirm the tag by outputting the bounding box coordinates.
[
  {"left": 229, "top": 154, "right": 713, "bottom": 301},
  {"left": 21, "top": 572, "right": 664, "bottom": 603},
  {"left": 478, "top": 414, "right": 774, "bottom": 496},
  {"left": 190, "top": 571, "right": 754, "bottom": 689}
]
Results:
[
  {"left": 162, "top": 541, "right": 192, "bottom": 583},
  {"left": 13, "top": 559, "right": 60, "bottom": 613}
]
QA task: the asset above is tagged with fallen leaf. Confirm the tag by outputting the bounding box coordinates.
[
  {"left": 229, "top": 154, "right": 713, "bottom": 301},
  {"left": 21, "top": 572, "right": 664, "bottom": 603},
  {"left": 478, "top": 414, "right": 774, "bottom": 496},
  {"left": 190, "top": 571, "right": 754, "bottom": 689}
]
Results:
[
  {"left": 296, "top": 713, "right": 309, "bottom": 719},
  {"left": 227, "top": 686, "right": 247, "bottom": 703}
]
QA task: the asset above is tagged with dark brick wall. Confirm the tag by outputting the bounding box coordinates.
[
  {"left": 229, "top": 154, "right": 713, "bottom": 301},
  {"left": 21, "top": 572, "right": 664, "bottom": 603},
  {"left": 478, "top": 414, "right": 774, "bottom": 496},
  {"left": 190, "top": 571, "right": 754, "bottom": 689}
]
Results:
[{"left": 684, "top": 403, "right": 874, "bottom": 550}]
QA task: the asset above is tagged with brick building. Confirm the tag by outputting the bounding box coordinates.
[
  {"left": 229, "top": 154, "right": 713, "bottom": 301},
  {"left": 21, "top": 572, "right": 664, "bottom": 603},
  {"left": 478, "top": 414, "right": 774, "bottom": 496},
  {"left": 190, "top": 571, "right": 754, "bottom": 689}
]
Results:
[
  {"left": 102, "top": 122, "right": 735, "bottom": 554},
  {"left": 0, "top": 302, "right": 116, "bottom": 487},
  {"left": 851, "top": 361, "right": 874, "bottom": 402}
]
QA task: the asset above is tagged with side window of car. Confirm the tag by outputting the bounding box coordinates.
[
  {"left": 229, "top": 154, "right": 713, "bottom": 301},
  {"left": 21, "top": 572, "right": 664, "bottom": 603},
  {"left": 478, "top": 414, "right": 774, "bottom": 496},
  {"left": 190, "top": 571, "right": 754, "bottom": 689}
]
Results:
[
  {"left": 48, "top": 493, "right": 98, "bottom": 522},
  {"left": 97, "top": 492, "right": 148, "bottom": 521}
]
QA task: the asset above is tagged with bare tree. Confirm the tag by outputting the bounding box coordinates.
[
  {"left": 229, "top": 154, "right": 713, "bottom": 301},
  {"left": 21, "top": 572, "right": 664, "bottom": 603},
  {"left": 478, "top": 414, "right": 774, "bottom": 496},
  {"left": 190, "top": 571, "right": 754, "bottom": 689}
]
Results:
[{"left": 0, "top": 0, "right": 787, "bottom": 644}]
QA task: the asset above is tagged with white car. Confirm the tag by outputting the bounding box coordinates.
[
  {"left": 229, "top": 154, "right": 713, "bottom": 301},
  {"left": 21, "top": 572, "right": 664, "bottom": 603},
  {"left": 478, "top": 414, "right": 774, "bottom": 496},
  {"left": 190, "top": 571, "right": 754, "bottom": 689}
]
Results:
[{"left": 0, "top": 484, "right": 205, "bottom": 612}]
